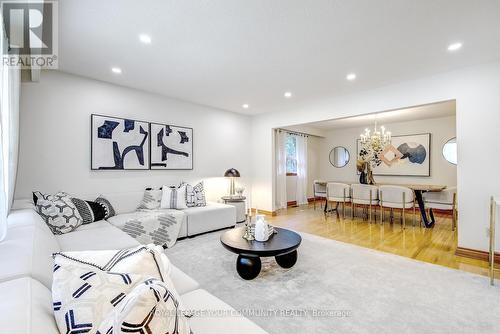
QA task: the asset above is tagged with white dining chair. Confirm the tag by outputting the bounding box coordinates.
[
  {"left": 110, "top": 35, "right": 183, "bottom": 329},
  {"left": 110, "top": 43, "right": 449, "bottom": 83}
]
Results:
[
  {"left": 326, "top": 183, "right": 351, "bottom": 218},
  {"left": 423, "top": 187, "right": 457, "bottom": 231},
  {"left": 351, "top": 184, "right": 379, "bottom": 222},
  {"left": 379, "top": 185, "right": 416, "bottom": 229},
  {"left": 312, "top": 180, "right": 327, "bottom": 210}
]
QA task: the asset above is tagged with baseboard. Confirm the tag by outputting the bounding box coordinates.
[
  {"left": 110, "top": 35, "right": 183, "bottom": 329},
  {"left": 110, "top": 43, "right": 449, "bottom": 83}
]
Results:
[
  {"left": 455, "top": 247, "right": 500, "bottom": 264},
  {"left": 287, "top": 198, "right": 316, "bottom": 207},
  {"left": 251, "top": 208, "right": 277, "bottom": 216}
]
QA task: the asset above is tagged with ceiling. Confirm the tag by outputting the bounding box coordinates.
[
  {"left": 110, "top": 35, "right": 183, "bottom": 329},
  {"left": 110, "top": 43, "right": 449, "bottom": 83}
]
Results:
[
  {"left": 300, "top": 100, "right": 456, "bottom": 131},
  {"left": 58, "top": 1, "right": 500, "bottom": 115}
]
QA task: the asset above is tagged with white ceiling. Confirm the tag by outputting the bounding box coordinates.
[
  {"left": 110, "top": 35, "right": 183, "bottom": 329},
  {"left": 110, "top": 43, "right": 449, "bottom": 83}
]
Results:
[
  {"left": 58, "top": 0, "right": 500, "bottom": 115},
  {"left": 300, "top": 100, "right": 456, "bottom": 131}
]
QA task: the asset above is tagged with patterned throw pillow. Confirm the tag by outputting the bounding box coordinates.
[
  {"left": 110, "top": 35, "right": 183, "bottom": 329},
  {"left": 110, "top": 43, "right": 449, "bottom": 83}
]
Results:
[
  {"left": 95, "top": 196, "right": 116, "bottom": 219},
  {"left": 185, "top": 181, "right": 207, "bottom": 207},
  {"left": 160, "top": 185, "right": 188, "bottom": 209},
  {"left": 52, "top": 246, "right": 191, "bottom": 334},
  {"left": 137, "top": 188, "right": 162, "bottom": 210},
  {"left": 71, "top": 198, "right": 108, "bottom": 224},
  {"left": 33, "top": 191, "right": 83, "bottom": 234}
]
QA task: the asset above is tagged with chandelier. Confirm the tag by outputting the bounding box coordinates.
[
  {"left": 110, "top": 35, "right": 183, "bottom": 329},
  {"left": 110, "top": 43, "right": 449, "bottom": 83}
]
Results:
[
  {"left": 360, "top": 121, "right": 391, "bottom": 148},
  {"left": 359, "top": 119, "right": 391, "bottom": 167}
]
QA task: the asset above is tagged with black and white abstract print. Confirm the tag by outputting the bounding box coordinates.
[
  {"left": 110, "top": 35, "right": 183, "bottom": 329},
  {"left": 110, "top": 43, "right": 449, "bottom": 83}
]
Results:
[
  {"left": 150, "top": 123, "right": 193, "bottom": 170},
  {"left": 91, "top": 115, "right": 150, "bottom": 170}
]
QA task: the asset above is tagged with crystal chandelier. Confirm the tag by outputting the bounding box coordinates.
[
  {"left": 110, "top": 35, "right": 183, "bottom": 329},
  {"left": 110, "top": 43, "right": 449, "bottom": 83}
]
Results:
[
  {"left": 359, "top": 118, "right": 391, "bottom": 167},
  {"left": 360, "top": 121, "right": 391, "bottom": 148}
]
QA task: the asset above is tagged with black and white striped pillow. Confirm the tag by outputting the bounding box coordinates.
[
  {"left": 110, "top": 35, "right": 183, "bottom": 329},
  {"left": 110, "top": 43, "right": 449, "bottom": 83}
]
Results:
[
  {"left": 71, "top": 198, "right": 112, "bottom": 224},
  {"left": 160, "top": 185, "right": 187, "bottom": 209}
]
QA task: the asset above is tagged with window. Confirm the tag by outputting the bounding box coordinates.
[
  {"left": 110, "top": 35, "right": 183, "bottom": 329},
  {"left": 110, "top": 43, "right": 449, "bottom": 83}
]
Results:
[{"left": 285, "top": 134, "right": 297, "bottom": 175}]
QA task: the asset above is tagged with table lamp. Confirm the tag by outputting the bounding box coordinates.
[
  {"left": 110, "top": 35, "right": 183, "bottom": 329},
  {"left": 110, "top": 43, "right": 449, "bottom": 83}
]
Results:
[{"left": 224, "top": 168, "right": 240, "bottom": 197}]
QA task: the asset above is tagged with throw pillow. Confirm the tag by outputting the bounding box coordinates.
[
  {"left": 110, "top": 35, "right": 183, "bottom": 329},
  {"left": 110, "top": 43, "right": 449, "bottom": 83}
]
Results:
[
  {"left": 70, "top": 198, "right": 108, "bottom": 224},
  {"left": 52, "top": 247, "right": 191, "bottom": 334},
  {"left": 137, "top": 188, "right": 162, "bottom": 210},
  {"left": 33, "top": 191, "right": 83, "bottom": 234},
  {"left": 53, "top": 244, "right": 173, "bottom": 287},
  {"left": 160, "top": 185, "right": 188, "bottom": 209},
  {"left": 185, "top": 181, "right": 207, "bottom": 207},
  {"left": 95, "top": 196, "right": 116, "bottom": 219}
]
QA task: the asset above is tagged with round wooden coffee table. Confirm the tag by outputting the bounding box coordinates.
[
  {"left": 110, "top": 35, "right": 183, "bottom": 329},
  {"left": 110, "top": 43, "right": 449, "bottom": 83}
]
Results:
[{"left": 220, "top": 226, "right": 302, "bottom": 280}]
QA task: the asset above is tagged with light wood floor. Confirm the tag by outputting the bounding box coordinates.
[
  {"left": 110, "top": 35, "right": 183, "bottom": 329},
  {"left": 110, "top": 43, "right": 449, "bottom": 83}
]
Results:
[{"left": 266, "top": 202, "right": 490, "bottom": 277}]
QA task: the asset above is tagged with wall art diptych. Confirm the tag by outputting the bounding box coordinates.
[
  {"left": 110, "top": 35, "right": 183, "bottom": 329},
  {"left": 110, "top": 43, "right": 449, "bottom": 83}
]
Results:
[
  {"left": 91, "top": 115, "right": 194, "bottom": 170},
  {"left": 91, "top": 114, "right": 150, "bottom": 170},
  {"left": 150, "top": 123, "right": 193, "bottom": 170},
  {"left": 357, "top": 133, "right": 431, "bottom": 176}
]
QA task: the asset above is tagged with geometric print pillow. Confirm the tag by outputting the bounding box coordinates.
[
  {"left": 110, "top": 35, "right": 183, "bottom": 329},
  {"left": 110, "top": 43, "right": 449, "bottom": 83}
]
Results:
[
  {"left": 33, "top": 191, "right": 83, "bottom": 234},
  {"left": 52, "top": 246, "right": 191, "bottom": 334},
  {"left": 52, "top": 261, "right": 192, "bottom": 334},
  {"left": 185, "top": 181, "right": 206, "bottom": 207}
]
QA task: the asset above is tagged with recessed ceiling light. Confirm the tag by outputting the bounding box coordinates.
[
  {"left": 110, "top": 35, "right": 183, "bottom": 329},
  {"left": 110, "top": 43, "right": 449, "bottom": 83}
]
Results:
[
  {"left": 346, "top": 73, "right": 356, "bottom": 81},
  {"left": 284, "top": 92, "right": 293, "bottom": 98},
  {"left": 139, "top": 34, "right": 152, "bottom": 44},
  {"left": 111, "top": 67, "right": 122, "bottom": 74},
  {"left": 242, "top": 104, "right": 249, "bottom": 109},
  {"left": 447, "top": 42, "right": 463, "bottom": 52}
]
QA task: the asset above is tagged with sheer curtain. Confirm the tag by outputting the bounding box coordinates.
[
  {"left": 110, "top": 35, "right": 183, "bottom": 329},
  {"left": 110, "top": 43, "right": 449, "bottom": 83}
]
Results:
[
  {"left": 0, "top": 22, "right": 20, "bottom": 242},
  {"left": 275, "top": 130, "right": 287, "bottom": 210},
  {"left": 295, "top": 135, "right": 308, "bottom": 205}
]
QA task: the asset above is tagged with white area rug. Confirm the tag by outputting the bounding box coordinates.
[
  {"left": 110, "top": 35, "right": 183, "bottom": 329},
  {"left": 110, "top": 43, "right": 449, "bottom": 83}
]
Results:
[{"left": 166, "top": 229, "right": 500, "bottom": 334}]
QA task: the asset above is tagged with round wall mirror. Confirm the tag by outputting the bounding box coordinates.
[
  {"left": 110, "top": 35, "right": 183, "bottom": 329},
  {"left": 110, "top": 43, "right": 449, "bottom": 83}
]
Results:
[
  {"left": 329, "top": 146, "right": 350, "bottom": 168},
  {"left": 442, "top": 137, "right": 457, "bottom": 165}
]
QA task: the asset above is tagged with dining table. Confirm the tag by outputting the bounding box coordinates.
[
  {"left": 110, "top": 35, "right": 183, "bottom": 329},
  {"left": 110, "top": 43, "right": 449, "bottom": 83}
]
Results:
[{"left": 316, "top": 182, "right": 447, "bottom": 228}]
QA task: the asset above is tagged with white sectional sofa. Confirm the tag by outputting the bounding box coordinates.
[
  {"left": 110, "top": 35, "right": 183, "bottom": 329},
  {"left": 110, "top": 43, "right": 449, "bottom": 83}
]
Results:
[{"left": 0, "top": 193, "right": 267, "bottom": 334}]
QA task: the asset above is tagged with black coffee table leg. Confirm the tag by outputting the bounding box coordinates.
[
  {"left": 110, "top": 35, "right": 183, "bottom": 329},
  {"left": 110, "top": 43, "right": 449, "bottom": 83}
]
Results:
[
  {"left": 236, "top": 255, "right": 261, "bottom": 280},
  {"left": 275, "top": 250, "right": 298, "bottom": 268}
]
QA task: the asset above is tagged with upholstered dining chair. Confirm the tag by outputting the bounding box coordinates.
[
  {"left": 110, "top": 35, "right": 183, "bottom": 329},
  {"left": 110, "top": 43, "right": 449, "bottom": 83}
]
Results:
[
  {"left": 423, "top": 187, "right": 457, "bottom": 231},
  {"left": 351, "top": 184, "right": 379, "bottom": 222},
  {"left": 326, "top": 182, "right": 351, "bottom": 218},
  {"left": 379, "top": 185, "right": 416, "bottom": 229},
  {"left": 312, "top": 180, "right": 327, "bottom": 210}
]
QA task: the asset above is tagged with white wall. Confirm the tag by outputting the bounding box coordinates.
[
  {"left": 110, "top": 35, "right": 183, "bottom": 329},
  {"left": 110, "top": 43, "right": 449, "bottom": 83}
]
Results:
[
  {"left": 285, "top": 135, "right": 321, "bottom": 202},
  {"left": 319, "top": 116, "right": 456, "bottom": 186},
  {"left": 16, "top": 71, "right": 252, "bottom": 202},
  {"left": 251, "top": 60, "right": 500, "bottom": 252}
]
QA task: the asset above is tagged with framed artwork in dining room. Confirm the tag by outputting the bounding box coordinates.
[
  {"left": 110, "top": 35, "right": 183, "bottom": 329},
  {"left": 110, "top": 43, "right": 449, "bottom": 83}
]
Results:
[
  {"left": 357, "top": 133, "right": 431, "bottom": 176},
  {"left": 91, "top": 114, "right": 150, "bottom": 170},
  {"left": 149, "top": 122, "right": 193, "bottom": 170}
]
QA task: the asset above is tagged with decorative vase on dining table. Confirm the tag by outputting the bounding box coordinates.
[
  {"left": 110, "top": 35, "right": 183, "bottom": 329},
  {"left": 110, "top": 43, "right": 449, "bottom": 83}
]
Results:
[{"left": 359, "top": 170, "right": 367, "bottom": 184}]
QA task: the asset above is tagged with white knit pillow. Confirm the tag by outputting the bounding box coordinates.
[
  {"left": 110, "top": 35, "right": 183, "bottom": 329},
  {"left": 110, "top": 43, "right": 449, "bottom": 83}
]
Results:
[{"left": 160, "top": 185, "right": 188, "bottom": 209}]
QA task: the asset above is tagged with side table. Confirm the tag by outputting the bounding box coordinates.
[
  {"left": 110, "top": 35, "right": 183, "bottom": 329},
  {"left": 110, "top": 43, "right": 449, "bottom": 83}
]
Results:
[{"left": 221, "top": 196, "right": 246, "bottom": 223}]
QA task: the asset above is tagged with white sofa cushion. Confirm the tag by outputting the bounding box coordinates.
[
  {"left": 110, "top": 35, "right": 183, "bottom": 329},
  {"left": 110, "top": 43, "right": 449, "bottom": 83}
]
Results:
[
  {"left": 73, "top": 219, "right": 111, "bottom": 231},
  {"left": 55, "top": 224, "right": 140, "bottom": 251},
  {"left": 184, "top": 202, "right": 236, "bottom": 236},
  {"left": 171, "top": 265, "right": 200, "bottom": 296},
  {"left": 0, "top": 277, "right": 59, "bottom": 334},
  {"left": 182, "top": 289, "right": 268, "bottom": 334},
  {"left": 97, "top": 191, "right": 145, "bottom": 214},
  {"left": 0, "top": 210, "right": 60, "bottom": 288}
]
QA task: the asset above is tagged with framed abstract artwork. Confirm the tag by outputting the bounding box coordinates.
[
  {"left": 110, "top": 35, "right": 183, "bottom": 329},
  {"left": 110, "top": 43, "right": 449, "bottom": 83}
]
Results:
[
  {"left": 357, "top": 133, "right": 431, "bottom": 176},
  {"left": 149, "top": 122, "right": 193, "bottom": 170},
  {"left": 91, "top": 114, "right": 150, "bottom": 170}
]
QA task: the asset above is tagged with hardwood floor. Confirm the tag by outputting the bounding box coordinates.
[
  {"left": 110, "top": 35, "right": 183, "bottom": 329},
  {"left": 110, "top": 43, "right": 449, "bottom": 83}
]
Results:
[{"left": 266, "top": 203, "right": 491, "bottom": 277}]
